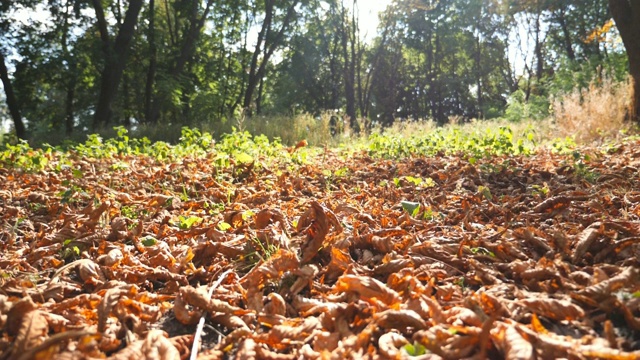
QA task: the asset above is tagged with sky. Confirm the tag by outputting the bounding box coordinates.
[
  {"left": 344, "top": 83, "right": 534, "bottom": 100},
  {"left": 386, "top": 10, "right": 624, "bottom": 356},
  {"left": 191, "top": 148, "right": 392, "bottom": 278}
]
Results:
[{"left": 350, "top": 0, "right": 393, "bottom": 41}]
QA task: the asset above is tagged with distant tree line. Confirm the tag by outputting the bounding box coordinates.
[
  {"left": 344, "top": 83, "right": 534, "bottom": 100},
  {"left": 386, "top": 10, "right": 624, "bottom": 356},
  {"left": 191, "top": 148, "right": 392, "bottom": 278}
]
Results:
[{"left": 0, "top": 0, "right": 637, "bottom": 141}]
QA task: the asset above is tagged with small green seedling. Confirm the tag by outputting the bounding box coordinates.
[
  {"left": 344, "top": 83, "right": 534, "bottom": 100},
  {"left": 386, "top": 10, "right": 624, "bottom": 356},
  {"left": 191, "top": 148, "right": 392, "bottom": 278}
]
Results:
[
  {"left": 402, "top": 342, "right": 427, "bottom": 356},
  {"left": 401, "top": 201, "right": 421, "bottom": 217},
  {"left": 178, "top": 215, "right": 202, "bottom": 229},
  {"left": 141, "top": 236, "right": 158, "bottom": 246},
  {"left": 218, "top": 222, "right": 232, "bottom": 231}
]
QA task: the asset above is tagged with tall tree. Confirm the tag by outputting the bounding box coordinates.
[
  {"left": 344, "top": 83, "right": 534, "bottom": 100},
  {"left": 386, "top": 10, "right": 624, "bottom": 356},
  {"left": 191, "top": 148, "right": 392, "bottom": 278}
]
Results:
[
  {"left": 609, "top": 0, "right": 640, "bottom": 122},
  {"left": 242, "top": 0, "right": 300, "bottom": 115},
  {"left": 147, "top": 0, "right": 216, "bottom": 124},
  {"left": 0, "top": 49, "right": 27, "bottom": 139},
  {"left": 338, "top": 0, "right": 359, "bottom": 133},
  {"left": 144, "top": 0, "right": 157, "bottom": 124},
  {"left": 91, "top": 0, "right": 143, "bottom": 129}
]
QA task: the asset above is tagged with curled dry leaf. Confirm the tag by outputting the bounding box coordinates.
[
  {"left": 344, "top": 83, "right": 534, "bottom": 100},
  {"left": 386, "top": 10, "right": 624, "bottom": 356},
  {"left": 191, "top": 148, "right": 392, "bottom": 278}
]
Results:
[
  {"left": 572, "top": 227, "right": 601, "bottom": 264},
  {"left": 78, "top": 259, "right": 106, "bottom": 284},
  {"left": 177, "top": 285, "right": 250, "bottom": 331},
  {"left": 255, "top": 208, "right": 289, "bottom": 232},
  {"left": 10, "top": 309, "right": 49, "bottom": 360},
  {"left": 263, "top": 292, "right": 287, "bottom": 316},
  {"left": 106, "top": 329, "right": 180, "bottom": 360},
  {"left": 6, "top": 297, "right": 38, "bottom": 336},
  {"left": 577, "top": 266, "right": 639, "bottom": 302},
  {"left": 334, "top": 274, "right": 400, "bottom": 306},
  {"left": 240, "top": 249, "right": 299, "bottom": 311},
  {"left": 98, "top": 284, "right": 137, "bottom": 333},
  {"left": 532, "top": 195, "right": 572, "bottom": 214},
  {"left": 378, "top": 332, "right": 409, "bottom": 359},
  {"left": 374, "top": 309, "right": 428, "bottom": 332},
  {"left": 518, "top": 298, "right": 585, "bottom": 321},
  {"left": 297, "top": 201, "right": 342, "bottom": 264},
  {"left": 492, "top": 322, "right": 534, "bottom": 360}
]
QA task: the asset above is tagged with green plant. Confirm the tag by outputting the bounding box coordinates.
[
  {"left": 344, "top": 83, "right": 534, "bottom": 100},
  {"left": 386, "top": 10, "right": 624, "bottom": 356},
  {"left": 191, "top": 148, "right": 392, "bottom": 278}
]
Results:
[
  {"left": 58, "top": 180, "right": 89, "bottom": 205},
  {"left": 571, "top": 150, "right": 599, "bottom": 183},
  {"left": 505, "top": 89, "right": 550, "bottom": 122},
  {"left": 402, "top": 342, "right": 427, "bottom": 357},
  {"left": 477, "top": 186, "right": 493, "bottom": 202},
  {"left": 470, "top": 247, "right": 495, "bottom": 257},
  {"left": 121, "top": 205, "right": 138, "bottom": 219},
  {"left": 177, "top": 215, "right": 202, "bottom": 230},
  {"left": 454, "top": 277, "right": 466, "bottom": 290},
  {"left": 203, "top": 201, "right": 225, "bottom": 215},
  {"left": 61, "top": 239, "right": 81, "bottom": 261},
  {"left": 141, "top": 236, "right": 158, "bottom": 247},
  {"left": 0, "top": 140, "right": 50, "bottom": 172},
  {"left": 401, "top": 201, "right": 421, "bottom": 217},
  {"left": 531, "top": 183, "right": 550, "bottom": 197},
  {"left": 218, "top": 222, "right": 232, "bottom": 231}
]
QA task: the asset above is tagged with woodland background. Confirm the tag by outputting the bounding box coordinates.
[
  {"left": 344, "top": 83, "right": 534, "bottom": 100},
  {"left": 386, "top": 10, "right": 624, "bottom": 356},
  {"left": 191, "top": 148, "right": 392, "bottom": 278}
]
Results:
[{"left": 0, "top": 0, "right": 635, "bottom": 144}]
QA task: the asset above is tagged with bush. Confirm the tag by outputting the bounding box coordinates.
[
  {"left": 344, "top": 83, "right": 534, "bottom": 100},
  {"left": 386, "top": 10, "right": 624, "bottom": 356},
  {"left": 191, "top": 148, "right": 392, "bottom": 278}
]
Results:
[
  {"left": 505, "top": 90, "right": 550, "bottom": 122},
  {"left": 552, "top": 77, "right": 633, "bottom": 144}
]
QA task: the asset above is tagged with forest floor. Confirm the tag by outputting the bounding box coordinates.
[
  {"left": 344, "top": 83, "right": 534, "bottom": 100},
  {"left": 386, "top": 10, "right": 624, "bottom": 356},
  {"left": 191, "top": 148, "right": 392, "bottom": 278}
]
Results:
[{"left": 0, "top": 132, "right": 639, "bottom": 359}]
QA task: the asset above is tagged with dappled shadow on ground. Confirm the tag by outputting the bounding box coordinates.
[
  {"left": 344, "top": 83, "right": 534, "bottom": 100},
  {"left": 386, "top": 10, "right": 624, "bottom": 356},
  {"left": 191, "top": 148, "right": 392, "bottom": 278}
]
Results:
[{"left": 0, "top": 140, "right": 639, "bottom": 359}]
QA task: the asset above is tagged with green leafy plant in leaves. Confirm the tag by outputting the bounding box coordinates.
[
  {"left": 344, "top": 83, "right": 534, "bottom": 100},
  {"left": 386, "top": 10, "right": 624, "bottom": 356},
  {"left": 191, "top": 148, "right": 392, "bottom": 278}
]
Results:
[
  {"left": 218, "top": 222, "right": 232, "bottom": 231},
  {"left": 401, "top": 201, "right": 421, "bottom": 217},
  {"left": 366, "top": 124, "right": 536, "bottom": 159},
  {"left": 477, "top": 186, "right": 493, "bottom": 201},
  {"left": 61, "top": 239, "right": 81, "bottom": 261},
  {"left": 470, "top": 247, "right": 496, "bottom": 257},
  {"left": 0, "top": 140, "right": 50, "bottom": 172},
  {"left": 571, "top": 150, "right": 599, "bottom": 183},
  {"left": 204, "top": 201, "right": 225, "bottom": 215},
  {"left": 121, "top": 206, "right": 139, "bottom": 219},
  {"left": 141, "top": 236, "right": 158, "bottom": 247},
  {"left": 531, "top": 183, "right": 550, "bottom": 197},
  {"left": 58, "top": 180, "right": 89, "bottom": 205},
  {"left": 177, "top": 215, "right": 202, "bottom": 230},
  {"left": 402, "top": 342, "right": 427, "bottom": 356}
]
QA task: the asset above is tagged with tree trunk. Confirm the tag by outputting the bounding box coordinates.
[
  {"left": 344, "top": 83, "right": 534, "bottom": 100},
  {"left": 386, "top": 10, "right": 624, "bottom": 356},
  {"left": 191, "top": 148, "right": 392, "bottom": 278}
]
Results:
[
  {"left": 91, "top": 0, "right": 143, "bottom": 130},
  {"left": 340, "top": 1, "right": 358, "bottom": 133},
  {"left": 609, "top": 0, "right": 640, "bottom": 122},
  {"left": 144, "top": 0, "right": 157, "bottom": 123},
  {"left": 148, "top": 0, "right": 215, "bottom": 124},
  {"left": 243, "top": 0, "right": 299, "bottom": 114},
  {"left": 65, "top": 66, "right": 76, "bottom": 135},
  {"left": 534, "top": 12, "right": 545, "bottom": 81},
  {"left": 61, "top": 1, "right": 76, "bottom": 135},
  {"left": 0, "top": 50, "right": 27, "bottom": 140},
  {"left": 556, "top": 8, "right": 576, "bottom": 61},
  {"left": 475, "top": 33, "right": 483, "bottom": 119}
]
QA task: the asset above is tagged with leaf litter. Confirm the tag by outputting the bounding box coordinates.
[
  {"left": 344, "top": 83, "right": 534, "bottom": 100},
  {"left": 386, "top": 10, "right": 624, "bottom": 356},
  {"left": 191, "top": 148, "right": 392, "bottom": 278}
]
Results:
[{"left": 0, "top": 139, "right": 639, "bottom": 359}]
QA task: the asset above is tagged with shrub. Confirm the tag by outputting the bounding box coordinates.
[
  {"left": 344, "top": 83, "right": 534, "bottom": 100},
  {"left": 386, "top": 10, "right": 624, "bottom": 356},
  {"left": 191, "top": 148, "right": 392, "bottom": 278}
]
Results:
[{"left": 552, "top": 77, "right": 633, "bottom": 144}]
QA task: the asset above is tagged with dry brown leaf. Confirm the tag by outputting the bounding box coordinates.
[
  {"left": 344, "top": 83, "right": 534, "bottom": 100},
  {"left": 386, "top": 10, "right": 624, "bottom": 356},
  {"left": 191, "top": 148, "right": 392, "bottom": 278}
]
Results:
[
  {"left": 374, "top": 309, "right": 428, "bottom": 332},
  {"left": 377, "top": 332, "right": 409, "bottom": 359},
  {"left": 98, "top": 284, "right": 136, "bottom": 333},
  {"left": 11, "top": 310, "right": 49, "bottom": 359},
  {"left": 497, "top": 322, "right": 534, "bottom": 360},
  {"left": 519, "top": 297, "right": 585, "bottom": 321},
  {"left": 298, "top": 201, "right": 342, "bottom": 264},
  {"left": 334, "top": 274, "right": 400, "bottom": 306},
  {"left": 572, "top": 227, "right": 601, "bottom": 264},
  {"left": 106, "top": 329, "right": 180, "bottom": 360},
  {"left": 578, "top": 266, "right": 638, "bottom": 301},
  {"left": 532, "top": 195, "right": 572, "bottom": 213}
]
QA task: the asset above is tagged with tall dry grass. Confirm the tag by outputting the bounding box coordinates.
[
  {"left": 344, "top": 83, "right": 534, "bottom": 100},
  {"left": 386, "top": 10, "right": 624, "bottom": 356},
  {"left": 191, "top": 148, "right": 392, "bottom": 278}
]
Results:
[{"left": 552, "top": 78, "right": 634, "bottom": 144}]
